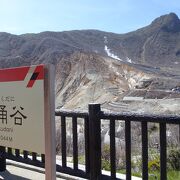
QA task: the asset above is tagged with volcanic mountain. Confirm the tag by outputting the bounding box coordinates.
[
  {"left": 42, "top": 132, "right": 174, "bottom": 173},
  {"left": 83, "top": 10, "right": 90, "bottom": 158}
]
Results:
[{"left": 0, "top": 13, "right": 179, "bottom": 113}]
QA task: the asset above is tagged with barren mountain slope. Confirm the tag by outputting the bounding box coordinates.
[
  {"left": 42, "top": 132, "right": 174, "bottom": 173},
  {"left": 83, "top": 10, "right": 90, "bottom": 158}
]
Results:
[
  {"left": 0, "top": 13, "right": 180, "bottom": 70},
  {"left": 55, "top": 52, "right": 180, "bottom": 110},
  {"left": 0, "top": 13, "right": 179, "bottom": 112}
]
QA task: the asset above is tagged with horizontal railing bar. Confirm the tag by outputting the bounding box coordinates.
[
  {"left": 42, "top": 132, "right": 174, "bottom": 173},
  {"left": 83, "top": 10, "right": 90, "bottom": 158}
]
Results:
[
  {"left": 101, "top": 174, "right": 123, "bottom": 180},
  {"left": 56, "top": 165, "right": 88, "bottom": 178},
  {"left": 55, "top": 109, "right": 88, "bottom": 118},
  {"left": 56, "top": 109, "right": 180, "bottom": 123},
  {"left": 100, "top": 112, "right": 180, "bottom": 124},
  {"left": 7, "top": 152, "right": 89, "bottom": 178},
  {"left": 7, "top": 154, "right": 45, "bottom": 168}
]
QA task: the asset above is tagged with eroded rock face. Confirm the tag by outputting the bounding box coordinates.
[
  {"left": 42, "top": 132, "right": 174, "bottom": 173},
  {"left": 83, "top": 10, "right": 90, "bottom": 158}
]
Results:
[
  {"left": 55, "top": 52, "right": 136, "bottom": 109},
  {"left": 55, "top": 51, "right": 180, "bottom": 110}
]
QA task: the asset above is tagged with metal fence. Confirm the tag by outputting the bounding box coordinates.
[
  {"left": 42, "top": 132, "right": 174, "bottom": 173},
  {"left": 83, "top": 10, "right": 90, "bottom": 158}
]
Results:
[{"left": 1, "top": 103, "right": 180, "bottom": 180}]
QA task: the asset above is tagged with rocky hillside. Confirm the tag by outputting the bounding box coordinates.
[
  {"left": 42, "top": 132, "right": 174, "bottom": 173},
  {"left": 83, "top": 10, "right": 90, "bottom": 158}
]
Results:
[
  {"left": 0, "top": 13, "right": 179, "bottom": 111},
  {"left": 0, "top": 13, "right": 180, "bottom": 69},
  {"left": 55, "top": 51, "right": 156, "bottom": 109}
]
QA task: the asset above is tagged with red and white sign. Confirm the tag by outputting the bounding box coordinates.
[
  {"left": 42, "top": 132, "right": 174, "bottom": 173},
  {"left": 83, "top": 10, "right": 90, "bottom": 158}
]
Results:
[{"left": 0, "top": 65, "right": 45, "bottom": 153}]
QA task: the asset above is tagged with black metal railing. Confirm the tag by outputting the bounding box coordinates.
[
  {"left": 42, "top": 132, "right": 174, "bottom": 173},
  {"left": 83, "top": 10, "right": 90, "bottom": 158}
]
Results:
[
  {"left": 1, "top": 103, "right": 180, "bottom": 180},
  {"left": 55, "top": 109, "right": 90, "bottom": 178},
  {"left": 100, "top": 111, "right": 180, "bottom": 180},
  {"left": 4, "top": 147, "right": 45, "bottom": 168}
]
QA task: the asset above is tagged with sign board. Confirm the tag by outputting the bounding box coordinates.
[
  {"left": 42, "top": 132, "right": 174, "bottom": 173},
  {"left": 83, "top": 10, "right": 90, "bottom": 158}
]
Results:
[
  {"left": 0, "top": 64, "right": 56, "bottom": 179},
  {"left": 0, "top": 65, "right": 46, "bottom": 153}
]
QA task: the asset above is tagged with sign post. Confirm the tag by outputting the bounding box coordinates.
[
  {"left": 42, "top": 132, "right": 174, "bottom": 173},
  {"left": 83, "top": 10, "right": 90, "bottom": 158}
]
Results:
[
  {"left": 0, "top": 64, "right": 56, "bottom": 179},
  {"left": 44, "top": 65, "right": 56, "bottom": 180}
]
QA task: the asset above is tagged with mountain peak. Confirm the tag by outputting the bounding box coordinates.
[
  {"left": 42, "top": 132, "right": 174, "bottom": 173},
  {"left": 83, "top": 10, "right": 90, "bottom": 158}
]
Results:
[{"left": 151, "top": 13, "right": 180, "bottom": 32}]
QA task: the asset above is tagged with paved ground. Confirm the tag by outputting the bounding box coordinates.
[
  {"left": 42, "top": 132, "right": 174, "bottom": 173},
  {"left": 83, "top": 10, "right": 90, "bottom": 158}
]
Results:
[
  {"left": 0, "top": 160, "right": 85, "bottom": 180},
  {"left": 0, "top": 160, "right": 141, "bottom": 180},
  {"left": 0, "top": 165, "right": 48, "bottom": 180}
]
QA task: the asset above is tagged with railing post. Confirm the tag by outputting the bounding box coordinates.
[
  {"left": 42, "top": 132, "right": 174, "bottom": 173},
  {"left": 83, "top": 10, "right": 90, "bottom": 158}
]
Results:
[
  {"left": 88, "top": 103, "right": 101, "bottom": 180},
  {"left": 160, "top": 123, "right": 167, "bottom": 180},
  {"left": 179, "top": 124, "right": 180, "bottom": 146},
  {"left": 0, "top": 146, "right": 6, "bottom": 171}
]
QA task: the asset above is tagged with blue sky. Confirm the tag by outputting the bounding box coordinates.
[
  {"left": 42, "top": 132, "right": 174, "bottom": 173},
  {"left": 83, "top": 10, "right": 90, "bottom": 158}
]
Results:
[{"left": 0, "top": 0, "right": 180, "bottom": 35}]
